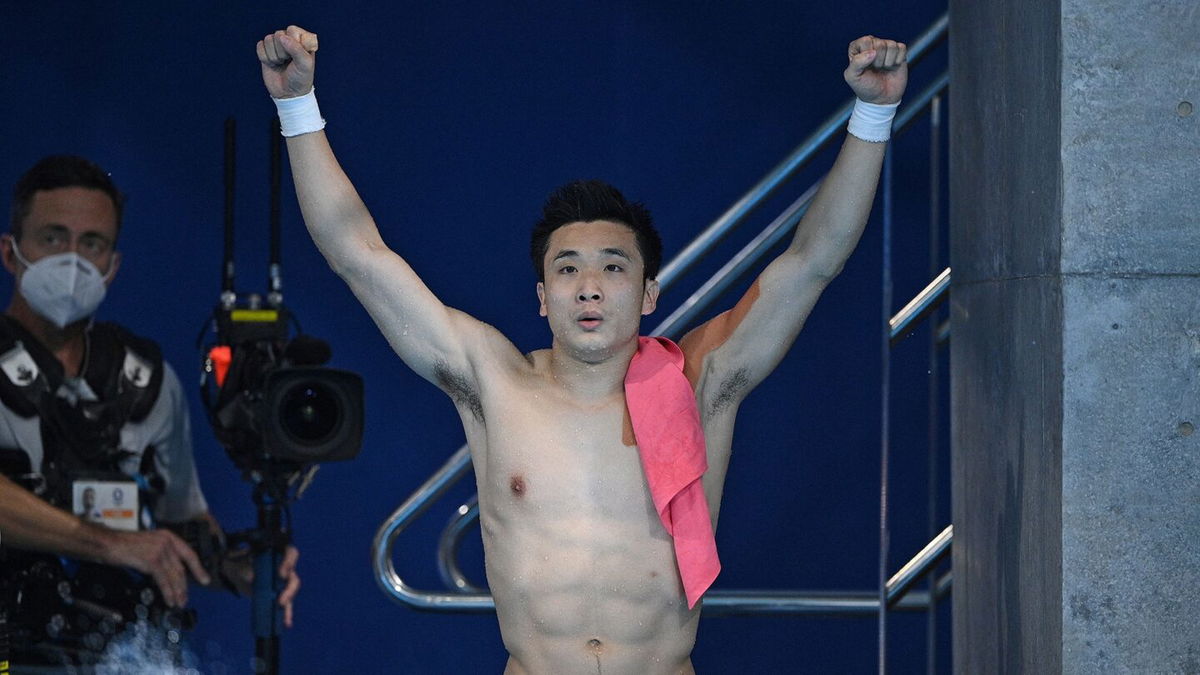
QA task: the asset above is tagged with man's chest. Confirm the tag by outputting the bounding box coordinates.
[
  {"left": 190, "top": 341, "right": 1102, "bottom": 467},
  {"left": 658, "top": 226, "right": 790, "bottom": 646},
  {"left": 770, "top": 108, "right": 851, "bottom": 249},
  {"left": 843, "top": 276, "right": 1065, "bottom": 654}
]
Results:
[{"left": 473, "top": 392, "right": 656, "bottom": 518}]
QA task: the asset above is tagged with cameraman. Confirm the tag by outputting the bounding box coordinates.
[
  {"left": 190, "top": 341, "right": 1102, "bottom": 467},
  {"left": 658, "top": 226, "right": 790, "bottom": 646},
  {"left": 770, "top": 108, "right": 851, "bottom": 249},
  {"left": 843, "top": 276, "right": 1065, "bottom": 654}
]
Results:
[{"left": 0, "top": 155, "right": 300, "bottom": 669}]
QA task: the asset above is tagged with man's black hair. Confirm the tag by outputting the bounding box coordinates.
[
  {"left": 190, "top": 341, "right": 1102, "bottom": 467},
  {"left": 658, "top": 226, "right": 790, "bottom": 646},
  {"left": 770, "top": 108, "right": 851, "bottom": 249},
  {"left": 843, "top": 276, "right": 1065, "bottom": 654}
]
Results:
[
  {"left": 10, "top": 155, "right": 125, "bottom": 241},
  {"left": 530, "top": 179, "right": 662, "bottom": 283}
]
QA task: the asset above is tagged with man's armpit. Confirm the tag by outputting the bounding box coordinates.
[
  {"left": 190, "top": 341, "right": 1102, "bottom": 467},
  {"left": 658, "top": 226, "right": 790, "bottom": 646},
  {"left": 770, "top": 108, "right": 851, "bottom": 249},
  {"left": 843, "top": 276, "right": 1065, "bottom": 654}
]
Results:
[
  {"left": 707, "top": 368, "right": 750, "bottom": 419},
  {"left": 434, "top": 361, "right": 484, "bottom": 423}
]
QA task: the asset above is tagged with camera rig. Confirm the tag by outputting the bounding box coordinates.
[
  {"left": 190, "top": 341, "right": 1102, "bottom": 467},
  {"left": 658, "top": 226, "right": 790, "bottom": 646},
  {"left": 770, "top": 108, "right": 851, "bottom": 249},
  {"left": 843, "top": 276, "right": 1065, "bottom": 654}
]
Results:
[{"left": 198, "top": 118, "right": 363, "bottom": 675}]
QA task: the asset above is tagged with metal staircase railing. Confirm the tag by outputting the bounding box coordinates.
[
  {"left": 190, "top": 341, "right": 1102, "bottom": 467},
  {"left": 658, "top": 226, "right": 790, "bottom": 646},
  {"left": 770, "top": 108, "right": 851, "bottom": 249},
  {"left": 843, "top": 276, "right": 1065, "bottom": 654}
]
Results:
[{"left": 372, "top": 11, "right": 953, "bottom": 629}]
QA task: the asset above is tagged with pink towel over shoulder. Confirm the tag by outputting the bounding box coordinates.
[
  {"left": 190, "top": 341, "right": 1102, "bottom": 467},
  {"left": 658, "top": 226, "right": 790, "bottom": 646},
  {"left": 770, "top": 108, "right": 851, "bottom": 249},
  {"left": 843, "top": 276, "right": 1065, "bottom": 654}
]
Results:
[{"left": 624, "top": 335, "right": 720, "bottom": 609}]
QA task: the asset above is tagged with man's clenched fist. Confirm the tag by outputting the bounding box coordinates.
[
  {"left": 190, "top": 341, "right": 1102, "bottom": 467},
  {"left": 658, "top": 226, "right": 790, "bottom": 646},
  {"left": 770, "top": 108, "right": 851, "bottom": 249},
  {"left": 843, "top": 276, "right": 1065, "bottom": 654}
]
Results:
[
  {"left": 844, "top": 35, "right": 908, "bottom": 105},
  {"left": 258, "top": 25, "right": 320, "bottom": 100}
]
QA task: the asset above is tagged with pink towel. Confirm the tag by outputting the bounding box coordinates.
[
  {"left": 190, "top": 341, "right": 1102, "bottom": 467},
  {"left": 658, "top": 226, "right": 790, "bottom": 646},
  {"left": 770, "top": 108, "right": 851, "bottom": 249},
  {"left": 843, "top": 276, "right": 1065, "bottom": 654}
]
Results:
[{"left": 625, "top": 336, "right": 720, "bottom": 609}]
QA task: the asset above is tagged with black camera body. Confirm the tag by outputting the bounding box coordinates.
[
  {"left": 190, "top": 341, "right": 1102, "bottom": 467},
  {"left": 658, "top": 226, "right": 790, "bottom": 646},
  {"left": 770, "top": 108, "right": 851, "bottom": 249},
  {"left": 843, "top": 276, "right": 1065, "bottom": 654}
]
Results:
[{"left": 206, "top": 306, "right": 363, "bottom": 471}]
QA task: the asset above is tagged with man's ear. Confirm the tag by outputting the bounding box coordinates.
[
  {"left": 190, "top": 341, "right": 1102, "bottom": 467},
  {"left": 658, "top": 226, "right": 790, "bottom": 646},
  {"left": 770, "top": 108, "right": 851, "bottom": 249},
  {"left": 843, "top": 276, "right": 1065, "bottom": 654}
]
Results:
[
  {"left": 104, "top": 251, "right": 121, "bottom": 286},
  {"left": 0, "top": 234, "right": 20, "bottom": 276},
  {"left": 537, "top": 281, "right": 547, "bottom": 317},
  {"left": 641, "top": 278, "right": 660, "bottom": 316}
]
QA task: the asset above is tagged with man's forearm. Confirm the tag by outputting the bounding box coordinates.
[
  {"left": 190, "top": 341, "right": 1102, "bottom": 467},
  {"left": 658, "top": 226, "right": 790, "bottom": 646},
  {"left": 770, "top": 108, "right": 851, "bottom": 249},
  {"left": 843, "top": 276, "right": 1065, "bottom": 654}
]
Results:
[
  {"left": 284, "top": 130, "right": 384, "bottom": 275},
  {"left": 785, "top": 135, "right": 886, "bottom": 278},
  {"left": 1, "top": 474, "right": 212, "bottom": 605},
  {"left": 785, "top": 34, "right": 906, "bottom": 278},
  {"left": 0, "top": 474, "right": 116, "bottom": 561}
]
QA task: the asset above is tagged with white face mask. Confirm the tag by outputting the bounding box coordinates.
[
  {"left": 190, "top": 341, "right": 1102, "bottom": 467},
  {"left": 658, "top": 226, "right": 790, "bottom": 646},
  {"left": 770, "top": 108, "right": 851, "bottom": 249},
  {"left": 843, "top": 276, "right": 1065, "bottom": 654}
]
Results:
[{"left": 11, "top": 242, "right": 113, "bottom": 328}]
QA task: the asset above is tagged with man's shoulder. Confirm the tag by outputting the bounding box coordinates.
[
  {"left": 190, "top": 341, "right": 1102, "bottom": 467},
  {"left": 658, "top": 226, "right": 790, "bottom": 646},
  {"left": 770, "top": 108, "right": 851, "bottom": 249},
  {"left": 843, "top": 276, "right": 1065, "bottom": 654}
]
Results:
[{"left": 465, "top": 348, "right": 576, "bottom": 411}]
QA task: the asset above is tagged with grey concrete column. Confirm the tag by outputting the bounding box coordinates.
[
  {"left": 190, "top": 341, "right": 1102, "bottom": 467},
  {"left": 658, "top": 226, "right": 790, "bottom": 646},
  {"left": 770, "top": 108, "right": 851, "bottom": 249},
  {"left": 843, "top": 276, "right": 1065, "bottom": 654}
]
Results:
[{"left": 948, "top": 1, "right": 1199, "bottom": 673}]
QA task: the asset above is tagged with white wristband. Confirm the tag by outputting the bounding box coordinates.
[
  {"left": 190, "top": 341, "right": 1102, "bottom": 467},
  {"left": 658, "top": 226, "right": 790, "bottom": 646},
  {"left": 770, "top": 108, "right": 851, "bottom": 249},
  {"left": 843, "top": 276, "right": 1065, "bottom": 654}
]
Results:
[
  {"left": 273, "top": 88, "right": 326, "bottom": 137},
  {"left": 847, "top": 98, "right": 900, "bottom": 143}
]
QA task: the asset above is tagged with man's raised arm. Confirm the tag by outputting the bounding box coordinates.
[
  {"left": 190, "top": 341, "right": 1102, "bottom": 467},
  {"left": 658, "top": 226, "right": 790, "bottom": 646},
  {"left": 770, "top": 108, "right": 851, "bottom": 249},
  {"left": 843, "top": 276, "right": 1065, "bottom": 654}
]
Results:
[
  {"left": 680, "top": 36, "right": 908, "bottom": 396},
  {"left": 257, "top": 26, "right": 487, "bottom": 388}
]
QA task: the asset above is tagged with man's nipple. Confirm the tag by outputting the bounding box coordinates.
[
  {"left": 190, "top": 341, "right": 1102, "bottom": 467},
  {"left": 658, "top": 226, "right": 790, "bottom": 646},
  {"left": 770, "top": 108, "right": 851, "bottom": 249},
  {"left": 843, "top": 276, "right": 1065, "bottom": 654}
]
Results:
[{"left": 509, "top": 474, "right": 526, "bottom": 497}]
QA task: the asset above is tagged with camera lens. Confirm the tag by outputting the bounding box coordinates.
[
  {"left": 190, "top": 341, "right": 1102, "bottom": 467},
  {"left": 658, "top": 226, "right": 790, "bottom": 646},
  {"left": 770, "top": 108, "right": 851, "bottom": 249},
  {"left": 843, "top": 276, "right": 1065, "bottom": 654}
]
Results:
[
  {"left": 261, "top": 366, "right": 363, "bottom": 462},
  {"left": 279, "top": 381, "right": 341, "bottom": 444}
]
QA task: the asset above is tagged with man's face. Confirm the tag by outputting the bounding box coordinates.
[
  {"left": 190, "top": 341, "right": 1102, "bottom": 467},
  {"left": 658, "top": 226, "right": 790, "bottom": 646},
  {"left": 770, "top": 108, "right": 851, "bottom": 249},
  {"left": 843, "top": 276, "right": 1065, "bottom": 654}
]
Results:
[
  {"left": 536, "top": 220, "right": 659, "bottom": 363},
  {"left": 2, "top": 186, "right": 121, "bottom": 281}
]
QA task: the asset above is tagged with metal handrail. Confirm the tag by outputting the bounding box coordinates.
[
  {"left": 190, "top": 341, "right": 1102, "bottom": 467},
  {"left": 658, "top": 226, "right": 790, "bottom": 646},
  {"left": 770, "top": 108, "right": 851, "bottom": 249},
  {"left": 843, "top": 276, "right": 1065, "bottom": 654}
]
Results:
[
  {"left": 654, "top": 13, "right": 948, "bottom": 292},
  {"left": 704, "top": 525, "right": 953, "bottom": 616},
  {"left": 889, "top": 267, "right": 951, "bottom": 345},
  {"left": 435, "top": 261, "right": 956, "bottom": 595},
  {"left": 372, "top": 445, "right": 492, "bottom": 611},
  {"left": 377, "top": 250, "right": 956, "bottom": 612},
  {"left": 373, "top": 13, "right": 952, "bottom": 613},
  {"left": 375, "top": 441, "right": 953, "bottom": 613},
  {"left": 437, "top": 496, "right": 482, "bottom": 592},
  {"left": 650, "top": 72, "right": 950, "bottom": 339},
  {"left": 428, "top": 75, "right": 954, "bottom": 594},
  {"left": 885, "top": 525, "right": 952, "bottom": 607}
]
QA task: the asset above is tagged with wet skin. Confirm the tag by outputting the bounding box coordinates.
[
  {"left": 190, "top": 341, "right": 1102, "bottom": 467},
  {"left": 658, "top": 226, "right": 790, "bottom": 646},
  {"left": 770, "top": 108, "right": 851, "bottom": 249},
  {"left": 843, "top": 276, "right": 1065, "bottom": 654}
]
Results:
[{"left": 445, "top": 220, "right": 758, "bottom": 674}]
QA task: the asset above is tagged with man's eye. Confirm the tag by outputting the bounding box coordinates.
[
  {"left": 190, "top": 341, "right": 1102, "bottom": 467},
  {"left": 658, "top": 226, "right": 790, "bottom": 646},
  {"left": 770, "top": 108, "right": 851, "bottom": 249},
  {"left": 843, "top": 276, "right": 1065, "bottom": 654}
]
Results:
[
  {"left": 81, "top": 238, "right": 109, "bottom": 255},
  {"left": 558, "top": 266, "right": 577, "bottom": 274},
  {"left": 605, "top": 264, "right": 623, "bottom": 272}
]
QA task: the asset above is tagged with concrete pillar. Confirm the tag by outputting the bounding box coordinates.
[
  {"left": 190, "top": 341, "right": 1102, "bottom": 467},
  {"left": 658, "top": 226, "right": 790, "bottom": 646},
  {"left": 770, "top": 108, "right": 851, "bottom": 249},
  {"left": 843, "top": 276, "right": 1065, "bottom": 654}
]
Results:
[{"left": 948, "top": 0, "right": 1199, "bottom": 672}]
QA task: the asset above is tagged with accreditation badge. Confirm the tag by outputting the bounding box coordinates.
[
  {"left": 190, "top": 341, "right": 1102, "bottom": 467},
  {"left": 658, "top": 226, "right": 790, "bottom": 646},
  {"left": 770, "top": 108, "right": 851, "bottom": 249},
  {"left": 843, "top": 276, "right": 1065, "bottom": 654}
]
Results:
[{"left": 72, "top": 479, "right": 140, "bottom": 531}]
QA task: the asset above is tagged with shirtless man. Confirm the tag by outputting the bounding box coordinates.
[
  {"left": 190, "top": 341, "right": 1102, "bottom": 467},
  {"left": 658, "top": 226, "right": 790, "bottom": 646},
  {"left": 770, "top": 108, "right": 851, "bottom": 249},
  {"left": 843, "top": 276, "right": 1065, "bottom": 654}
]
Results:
[{"left": 257, "top": 25, "right": 907, "bottom": 674}]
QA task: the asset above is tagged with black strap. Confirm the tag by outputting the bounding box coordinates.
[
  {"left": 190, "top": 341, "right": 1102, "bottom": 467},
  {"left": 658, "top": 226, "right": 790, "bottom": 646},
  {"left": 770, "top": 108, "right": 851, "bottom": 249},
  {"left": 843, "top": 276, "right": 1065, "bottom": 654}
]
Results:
[
  {"left": 0, "top": 316, "right": 59, "bottom": 418},
  {"left": 85, "top": 322, "right": 164, "bottom": 423},
  {"left": 0, "top": 318, "right": 166, "bottom": 508}
]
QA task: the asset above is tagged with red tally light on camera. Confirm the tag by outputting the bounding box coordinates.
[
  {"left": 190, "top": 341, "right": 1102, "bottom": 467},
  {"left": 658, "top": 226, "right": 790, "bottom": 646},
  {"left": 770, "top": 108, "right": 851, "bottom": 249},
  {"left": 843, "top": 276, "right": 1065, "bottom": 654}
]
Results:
[{"left": 209, "top": 346, "right": 232, "bottom": 387}]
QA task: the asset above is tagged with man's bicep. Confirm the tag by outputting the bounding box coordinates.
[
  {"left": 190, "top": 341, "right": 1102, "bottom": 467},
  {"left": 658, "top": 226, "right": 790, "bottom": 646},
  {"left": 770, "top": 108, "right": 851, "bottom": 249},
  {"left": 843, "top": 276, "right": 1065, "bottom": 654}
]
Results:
[
  {"left": 681, "top": 253, "right": 829, "bottom": 396},
  {"left": 338, "top": 246, "right": 520, "bottom": 397},
  {"left": 339, "top": 247, "right": 476, "bottom": 383}
]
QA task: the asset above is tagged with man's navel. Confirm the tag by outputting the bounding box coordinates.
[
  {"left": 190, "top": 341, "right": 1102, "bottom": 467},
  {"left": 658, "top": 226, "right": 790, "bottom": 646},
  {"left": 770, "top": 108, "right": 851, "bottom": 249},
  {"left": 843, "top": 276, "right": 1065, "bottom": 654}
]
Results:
[{"left": 585, "top": 638, "right": 605, "bottom": 675}]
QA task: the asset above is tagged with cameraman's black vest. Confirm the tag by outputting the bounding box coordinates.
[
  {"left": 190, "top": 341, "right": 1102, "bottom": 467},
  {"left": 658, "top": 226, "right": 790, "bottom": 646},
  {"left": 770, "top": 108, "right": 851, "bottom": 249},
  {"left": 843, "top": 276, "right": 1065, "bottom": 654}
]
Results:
[
  {"left": 0, "top": 319, "right": 199, "bottom": 666},
  {"left": 0, "top": 316, "right": 165, "bottom": 509}
]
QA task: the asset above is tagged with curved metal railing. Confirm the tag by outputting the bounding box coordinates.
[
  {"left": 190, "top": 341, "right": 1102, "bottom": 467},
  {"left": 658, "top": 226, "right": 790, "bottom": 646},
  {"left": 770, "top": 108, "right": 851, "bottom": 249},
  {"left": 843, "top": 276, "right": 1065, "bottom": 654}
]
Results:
[
  {"left": 373, "top": 12, "right": 951, "bottom": 615},
  {"left": 654, "top": 12, "right": 949, "bottom": 292}
]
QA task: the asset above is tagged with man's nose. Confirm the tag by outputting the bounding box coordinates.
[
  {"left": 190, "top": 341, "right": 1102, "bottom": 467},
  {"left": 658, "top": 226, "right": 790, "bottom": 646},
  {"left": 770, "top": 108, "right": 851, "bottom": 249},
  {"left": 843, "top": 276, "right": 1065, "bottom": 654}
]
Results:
[{"left": 577, "top": 274, "right": 603, "bottom": 302}]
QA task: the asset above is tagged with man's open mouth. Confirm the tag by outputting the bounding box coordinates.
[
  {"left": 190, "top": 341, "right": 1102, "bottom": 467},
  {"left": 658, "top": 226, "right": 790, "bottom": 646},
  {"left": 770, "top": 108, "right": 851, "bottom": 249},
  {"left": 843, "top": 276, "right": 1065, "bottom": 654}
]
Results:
[{"left": 577, "top": 313, "right": 603, "bottom": 329}]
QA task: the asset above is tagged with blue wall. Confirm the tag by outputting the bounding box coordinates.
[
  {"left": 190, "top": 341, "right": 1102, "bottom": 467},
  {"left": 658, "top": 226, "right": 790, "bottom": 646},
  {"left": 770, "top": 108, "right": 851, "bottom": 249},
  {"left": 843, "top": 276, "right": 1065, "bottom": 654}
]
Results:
[{"left": 2, "top": 2, "right": 950, "bottom": 672}]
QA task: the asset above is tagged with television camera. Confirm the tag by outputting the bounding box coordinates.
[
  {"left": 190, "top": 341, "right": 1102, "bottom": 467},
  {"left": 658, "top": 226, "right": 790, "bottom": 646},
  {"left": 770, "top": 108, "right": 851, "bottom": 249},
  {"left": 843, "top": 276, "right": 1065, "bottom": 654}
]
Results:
[{"left": 198, "top": 118, "right": 363, "bottom": 675}]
